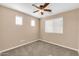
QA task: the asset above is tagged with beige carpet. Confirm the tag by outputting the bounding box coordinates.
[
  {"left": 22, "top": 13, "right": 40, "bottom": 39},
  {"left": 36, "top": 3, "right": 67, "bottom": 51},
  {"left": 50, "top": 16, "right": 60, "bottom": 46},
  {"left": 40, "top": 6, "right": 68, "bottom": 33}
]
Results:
[{"left": 1, "top": 40, "right": 78, "bottom": 56}]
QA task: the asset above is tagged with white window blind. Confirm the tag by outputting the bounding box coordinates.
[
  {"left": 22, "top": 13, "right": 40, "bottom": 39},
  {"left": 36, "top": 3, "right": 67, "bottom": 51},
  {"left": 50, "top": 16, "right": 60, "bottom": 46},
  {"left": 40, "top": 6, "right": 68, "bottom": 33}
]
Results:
[
  {"left": 16, "top": 16, "right": 23, "bottom": 26},
  {"left": 31, "top": 20, "right": 35, "bottom": 27},
  {"left": 45, "top": 17, "right": 63, "bottom": 34}
]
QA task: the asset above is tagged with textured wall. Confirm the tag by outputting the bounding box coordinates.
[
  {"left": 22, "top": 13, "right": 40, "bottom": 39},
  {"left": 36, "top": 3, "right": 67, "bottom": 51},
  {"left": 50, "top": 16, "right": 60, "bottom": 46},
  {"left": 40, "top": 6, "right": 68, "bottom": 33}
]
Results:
[
  {"left": 40, "top": 8, "right": 79, "bottom": 50},
  {"left": 0, "top": 6, "right": 39, "bottom": 51}
]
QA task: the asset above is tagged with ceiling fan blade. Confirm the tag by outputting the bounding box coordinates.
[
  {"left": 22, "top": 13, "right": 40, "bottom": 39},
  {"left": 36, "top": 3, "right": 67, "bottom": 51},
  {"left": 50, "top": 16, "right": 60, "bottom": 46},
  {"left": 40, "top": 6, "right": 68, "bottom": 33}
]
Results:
[
  {"left": 33, "top": 10, "right": 39, "bottom": 13},
  {"left": 41, "top": 12, "right": 44, "bottom": 15},
  {"left": 44, "top": 9, "right": 52, "bottom": 12},
  {"left": 32, "top": 4, "right": 40, "bottom": 9},
  {"left": 43, "top": 3, "right": 49, "bottom": 8}
]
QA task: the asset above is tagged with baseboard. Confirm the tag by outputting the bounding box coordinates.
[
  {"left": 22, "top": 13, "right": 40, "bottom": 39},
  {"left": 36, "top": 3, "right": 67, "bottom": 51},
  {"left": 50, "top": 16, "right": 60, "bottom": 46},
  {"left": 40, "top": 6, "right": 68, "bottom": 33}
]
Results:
[
  {"left": 0, "top": 39, "right": 38, "bottom": 54},
  {"left": 40, "top": 39, "right": 78, "bottom": 52}
]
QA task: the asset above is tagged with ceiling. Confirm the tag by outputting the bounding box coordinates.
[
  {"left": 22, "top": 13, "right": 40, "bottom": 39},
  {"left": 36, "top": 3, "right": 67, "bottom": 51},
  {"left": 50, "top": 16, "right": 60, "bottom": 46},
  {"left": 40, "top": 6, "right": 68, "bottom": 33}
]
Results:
[{"left": 0, "top": 3, "right": 79, "bottom": 18}]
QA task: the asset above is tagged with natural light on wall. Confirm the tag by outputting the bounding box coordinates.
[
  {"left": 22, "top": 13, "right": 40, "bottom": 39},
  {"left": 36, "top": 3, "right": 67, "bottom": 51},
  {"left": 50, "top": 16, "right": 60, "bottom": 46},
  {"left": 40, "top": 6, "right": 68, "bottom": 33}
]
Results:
[
  {"left": 15, "top": 15, "right": 23, "bottom": 26},
  {"left": 45, "top": 17, "right": 63, "bottom": 34},
  {"left": 31, "top": 20, "right": 35, "bottom": 27}
]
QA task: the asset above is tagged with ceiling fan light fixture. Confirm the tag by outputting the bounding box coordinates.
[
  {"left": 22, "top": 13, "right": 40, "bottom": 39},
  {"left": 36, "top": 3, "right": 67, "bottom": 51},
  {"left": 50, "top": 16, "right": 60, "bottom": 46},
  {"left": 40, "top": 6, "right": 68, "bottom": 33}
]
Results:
[{"left": 32, "top": 3, "right": 52, "bottom": 15}]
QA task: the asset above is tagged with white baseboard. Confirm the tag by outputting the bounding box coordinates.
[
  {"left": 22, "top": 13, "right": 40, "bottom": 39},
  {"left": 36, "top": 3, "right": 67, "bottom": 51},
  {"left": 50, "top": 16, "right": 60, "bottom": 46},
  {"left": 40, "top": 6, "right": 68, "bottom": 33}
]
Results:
[
  {"left": 40, "top": 39, "right": 78, "bottom": 52},
  {"left": 0, "top": 40, "right": 38, "bottom": 54}
]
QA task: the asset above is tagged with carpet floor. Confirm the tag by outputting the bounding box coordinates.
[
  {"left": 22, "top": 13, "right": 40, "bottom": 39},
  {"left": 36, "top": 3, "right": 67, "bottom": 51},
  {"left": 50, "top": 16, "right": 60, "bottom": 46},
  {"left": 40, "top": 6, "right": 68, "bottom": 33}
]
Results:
[{"left": 1, "top": 40, "right": 78, "bottom": 56}]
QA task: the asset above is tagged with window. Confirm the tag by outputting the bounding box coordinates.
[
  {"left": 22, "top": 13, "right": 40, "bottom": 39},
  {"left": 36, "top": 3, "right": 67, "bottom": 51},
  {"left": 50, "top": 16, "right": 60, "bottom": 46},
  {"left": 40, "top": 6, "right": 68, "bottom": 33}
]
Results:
[
  {"left": 31, "top": 20, "right": 35, "bottom": 27},
  {"left": 45, "top": 17, "right": 63, "bottom": 34},
  {"left": 15, "top": 15, "right": 23, "bottom": 26}
]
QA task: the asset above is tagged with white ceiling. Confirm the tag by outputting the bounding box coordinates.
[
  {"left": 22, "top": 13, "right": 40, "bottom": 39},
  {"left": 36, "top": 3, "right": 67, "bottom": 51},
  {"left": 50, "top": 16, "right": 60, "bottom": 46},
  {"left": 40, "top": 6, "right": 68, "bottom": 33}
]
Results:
[{"left": 0, "top": 3, "right": 79, "bottom": 18}]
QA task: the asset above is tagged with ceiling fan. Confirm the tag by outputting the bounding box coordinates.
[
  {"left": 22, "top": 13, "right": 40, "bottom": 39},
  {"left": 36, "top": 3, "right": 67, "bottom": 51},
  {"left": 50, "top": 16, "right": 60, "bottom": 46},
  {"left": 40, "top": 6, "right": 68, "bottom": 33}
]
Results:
[{"left": 32, "top": 3, "right": 52, "bottom": 15}]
